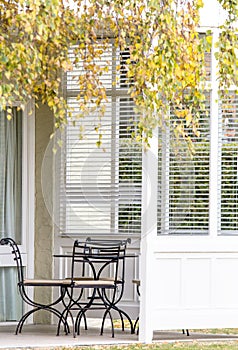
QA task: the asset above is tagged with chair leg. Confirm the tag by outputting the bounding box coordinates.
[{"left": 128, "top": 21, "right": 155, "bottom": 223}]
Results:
[
  {"left": 133, "top": 316, "right": 139, "bottom": 334},
  {"left": 75, "top": 308, "right": 88, "bottom": 336},
  {"left": 110, "top": 305, "right": 134, "bottom": 334},
  {"left": 118, "top": 310, "right": 125, "bottom": 331},
  {"left": 17, "top": 305, "right": 69, "bottom": 335},
  {"left": 101, "top": 308, "right": 115, "bottom": 338},
  {"left": 182, "top": 329, "right": 190, "bottom": 336}
]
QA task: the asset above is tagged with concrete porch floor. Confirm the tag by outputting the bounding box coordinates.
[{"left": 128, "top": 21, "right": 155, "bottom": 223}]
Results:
[{"left": 1, "top": 323, "right": 238, "bottom": 349}]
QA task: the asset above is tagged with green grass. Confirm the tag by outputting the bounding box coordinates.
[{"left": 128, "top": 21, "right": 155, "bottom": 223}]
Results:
[
  {"left": 37, "top": 328, "right": 238, "bottom": 350},
  {"left": 114, "top": 320, "right": 238, "bottom": 336},
  {"left": 104, "top": 345, "right": 238, "bottom": 350},
  {"left": 191, "top": 328, "right": 238, "bottom": 335},
  {"left": 53, "top": 343, "right": 238, "bottom": 350}
]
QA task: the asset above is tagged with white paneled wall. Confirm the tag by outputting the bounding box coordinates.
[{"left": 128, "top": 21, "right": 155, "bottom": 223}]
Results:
[{"left": 148, "top": 238, "right": 238, "bottom": 333}]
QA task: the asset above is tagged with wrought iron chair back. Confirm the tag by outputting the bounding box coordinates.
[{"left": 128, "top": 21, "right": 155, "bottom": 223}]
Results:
[
  {"left": 58, "top": 237, "right": 133, "bottom": 338},
  {"left": 0, "top": 237, "right": 70, "bottom": 335},
  {"left": 0, "top": 237, "right": 24, "bottom": 288},
  {"left": 84, "top": 237, "right": 130, "bottom": 286},
  {"left": 72, "top": 239, "right": 122, "bottom": 281}
]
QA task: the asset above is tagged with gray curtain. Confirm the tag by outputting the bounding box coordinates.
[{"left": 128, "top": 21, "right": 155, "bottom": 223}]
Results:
[{"left": 0, "top": 108, "right": 23, "bottom": 321}]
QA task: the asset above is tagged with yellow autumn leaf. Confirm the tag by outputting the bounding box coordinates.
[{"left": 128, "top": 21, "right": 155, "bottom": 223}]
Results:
[
  {"left": 185, "top": 112, "right": 192, "bottom": 127},
  {"left": 5, "top": 72, "right": 10, "bottom": 80}
]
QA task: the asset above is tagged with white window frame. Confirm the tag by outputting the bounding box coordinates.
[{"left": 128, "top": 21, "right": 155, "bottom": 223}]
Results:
[{"left": 60, "top": 44, "right": 142, "bottom": 237}]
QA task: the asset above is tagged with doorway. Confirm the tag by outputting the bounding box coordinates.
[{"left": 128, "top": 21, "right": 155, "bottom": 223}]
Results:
[{"left": 0, "top": 104, "right": 35, "bottom": 323}]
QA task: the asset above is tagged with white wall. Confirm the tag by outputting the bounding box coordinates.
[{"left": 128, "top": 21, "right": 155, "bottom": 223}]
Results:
[
  {"left": 151, "top": 236, "right": 238, "bottom": 330},
  {"left": 138, "top": 1, "right": 238, "bottom": 343},
  {"left": 139, "top": 236, "right": 238, "bottom": 342},
  {"left": 200, "top": 0, "right": 226, "bottom": 27}
]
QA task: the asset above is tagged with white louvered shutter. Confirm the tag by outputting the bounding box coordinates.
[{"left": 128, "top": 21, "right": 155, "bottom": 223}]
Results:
[
  {"left": 218, "top": 92, "right": 238, "bottom": 233},
  {"left": 59, "top": 44, "right": 142, "bottom": 236},
  {"left": 158, "top": 95, "right": 211, "bottom": 234},
  {"left": 157, "top": 33, "right": 212, "bottom": 235}
]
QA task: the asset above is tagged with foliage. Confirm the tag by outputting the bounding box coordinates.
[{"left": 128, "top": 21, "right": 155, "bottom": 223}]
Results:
[
  {"left": 118, "top": 137, "right": 238, "bottom": 233},
  {"left": 216, "top": 0, "right": 238, "bottom": 90},
  {"left": 169, "top": 142, "right": 210, "bottom": 230},
  {"left": 118, "top": 139, "right": 142, "bottom": 233},
  {"left": 167, "top": 142, "right": 238, "bottom": 231},
  {"left": 58, "top": 340, "right": 238, "bottom": 350},
  {"left": 0, "top": 0, "right": 237, "bottom": 147},
  {"left": 119, "top": 140, "right": 142, "bottom": 183}
]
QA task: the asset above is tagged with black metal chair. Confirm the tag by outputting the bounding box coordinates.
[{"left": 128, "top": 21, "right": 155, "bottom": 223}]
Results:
[
  {"left": 0, "top": 237, "right": 71, "bottom": 335},
  {"left": 132, "top": 279, "right": 140, "bottom": 334},
  {"left": 57, "top": 238, "right": 133, "bottom": 338},
  {"left": 82, "top": 237, "right": 133, "bottom": 334}
]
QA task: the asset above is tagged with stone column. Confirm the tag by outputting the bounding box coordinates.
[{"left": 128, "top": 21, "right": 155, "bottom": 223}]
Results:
[{"left": 34, "top": 103, "right": 54, "bottom": 324}]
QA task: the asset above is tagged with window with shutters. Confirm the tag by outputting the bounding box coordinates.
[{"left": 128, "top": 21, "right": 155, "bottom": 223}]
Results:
[
  {"left": 60, "top": 32, "right": 238, "bottom": 237},
  {"left": 157, "top": 32, "right": 238, "bottom": 236},
  {"left": 157, "top": 95, "right": 211, "bottom": 234},
  {"left": 157, "top": 33, "right": 211, "bottom": 235},
  {"left": 218, "top": 93, "right": 238, "bottom": 233},
  {"left": 59, "top": 44, "right": 142, "bottom": 236}
]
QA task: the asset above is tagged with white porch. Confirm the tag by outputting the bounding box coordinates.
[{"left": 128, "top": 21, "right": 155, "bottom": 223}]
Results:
[
  {"left": 1, "top": 324, "right": 238, "bottom": 349},
  {"left": 2, "top": 0, "right": 238, "bottom": 346}
]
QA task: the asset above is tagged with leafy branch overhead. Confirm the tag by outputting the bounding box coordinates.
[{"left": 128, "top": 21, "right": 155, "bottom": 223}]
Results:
[{"left": 0, "top": 0, "right": 237, "bottom": 148}]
